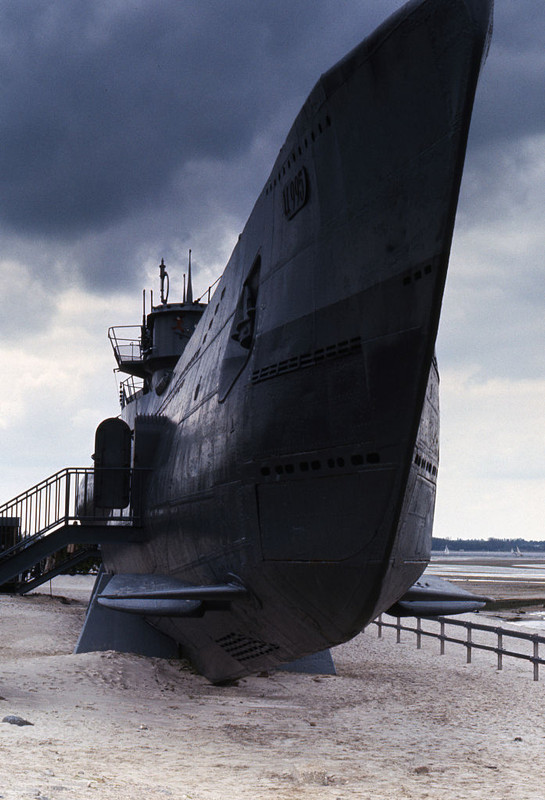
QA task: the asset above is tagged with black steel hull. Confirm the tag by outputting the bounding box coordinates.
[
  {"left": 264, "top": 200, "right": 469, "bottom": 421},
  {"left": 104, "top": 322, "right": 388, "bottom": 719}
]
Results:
[{"left": 102, "top": 0, "right": 492, "bottom": 681}]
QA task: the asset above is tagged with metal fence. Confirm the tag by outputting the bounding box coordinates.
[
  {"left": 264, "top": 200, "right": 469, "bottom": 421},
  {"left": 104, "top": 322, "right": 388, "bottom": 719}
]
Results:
[{"left": 371, "top": 613, "right": 545, "bottom": 681}]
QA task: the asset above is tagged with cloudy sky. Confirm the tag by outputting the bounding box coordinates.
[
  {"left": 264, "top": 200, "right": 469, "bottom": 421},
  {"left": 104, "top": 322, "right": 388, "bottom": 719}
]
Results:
[{"left": 0, "top": 0, "right": 543, "bottom": 542}]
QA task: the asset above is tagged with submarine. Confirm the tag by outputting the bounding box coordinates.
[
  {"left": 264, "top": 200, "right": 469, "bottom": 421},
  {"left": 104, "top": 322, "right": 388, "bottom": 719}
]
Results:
[
  {"left": 95, "top": 0, "right": 493, "bottom": 682},
  {"left": 0, "top": 0, "right": 493, "bottom": 681}
]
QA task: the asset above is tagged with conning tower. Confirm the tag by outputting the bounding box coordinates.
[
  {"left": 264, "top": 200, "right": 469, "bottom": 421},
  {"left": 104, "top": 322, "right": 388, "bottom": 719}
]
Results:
[{"left": 109, "top": 254, "right": 206, "bottom": 405}]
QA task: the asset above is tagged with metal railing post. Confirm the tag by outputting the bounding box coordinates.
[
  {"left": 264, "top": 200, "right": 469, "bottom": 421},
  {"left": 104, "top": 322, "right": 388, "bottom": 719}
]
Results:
[
  {"left": 64, "top": 470, "right": 71, "bottom": 524},
  {"left": 534, "top": 638, "right": 539, "bottom": 682},
  {"left": 440, "top": 620, "right": 445, "bottom": 655},
  {"left": 396, "top": 616, "right": 401, "bottom": 643},
  {"left": 416, "top": 617, "right": 422, "bottom": 649},
  {"left": 497, "top": 630, "right": 503, "bottom": 671}
]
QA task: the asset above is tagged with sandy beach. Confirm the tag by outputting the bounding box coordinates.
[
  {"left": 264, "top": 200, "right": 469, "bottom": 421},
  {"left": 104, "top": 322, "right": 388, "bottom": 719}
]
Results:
[{"left": 1, "top": 574, "right": 545, "bottom": 800}]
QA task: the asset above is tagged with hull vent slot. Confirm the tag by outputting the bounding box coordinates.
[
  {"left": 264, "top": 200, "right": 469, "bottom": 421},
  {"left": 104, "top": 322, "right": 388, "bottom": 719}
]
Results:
[
  {"left": 251, "top": 336, "right": 361, "bottom": 385},
  {"left": 216, "top": 632, "right": 279, "bottom": 662}
]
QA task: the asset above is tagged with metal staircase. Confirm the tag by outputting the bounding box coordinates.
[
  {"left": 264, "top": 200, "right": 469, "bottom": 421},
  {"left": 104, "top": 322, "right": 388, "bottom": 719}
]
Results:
[{"left": 0, "top": 467, "right": 143, "bottom": 593}]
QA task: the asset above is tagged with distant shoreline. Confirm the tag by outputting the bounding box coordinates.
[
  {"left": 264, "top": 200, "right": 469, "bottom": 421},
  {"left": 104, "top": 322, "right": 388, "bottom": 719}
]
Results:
[{"left": 432, "top": 538, "right": 545, "bottom": 553}]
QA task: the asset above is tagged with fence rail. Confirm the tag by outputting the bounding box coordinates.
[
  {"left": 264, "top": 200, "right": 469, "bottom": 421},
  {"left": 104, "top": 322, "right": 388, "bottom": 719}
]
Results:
[{"left": 372, "top": 613, "right": 545, "bottom": 681}]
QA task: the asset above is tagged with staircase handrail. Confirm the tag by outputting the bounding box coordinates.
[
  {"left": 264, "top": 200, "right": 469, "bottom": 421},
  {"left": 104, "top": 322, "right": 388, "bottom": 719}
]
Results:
[{"left": 0, "top": 467, "right": 136, "bottom": 560}]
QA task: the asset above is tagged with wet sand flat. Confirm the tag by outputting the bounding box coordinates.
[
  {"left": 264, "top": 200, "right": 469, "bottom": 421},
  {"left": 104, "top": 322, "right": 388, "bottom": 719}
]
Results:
[{"left": 428, "top": 554, "right": 545, "bottom": 602}]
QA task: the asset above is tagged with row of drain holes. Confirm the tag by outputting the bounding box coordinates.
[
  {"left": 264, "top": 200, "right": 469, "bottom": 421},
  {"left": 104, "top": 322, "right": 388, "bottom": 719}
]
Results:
[
  {"left": 260, "top": 452, "right": 381, "bottom": 477},
  {"left": 265, "top": 115, "right": 332, "bottom": 195},
  {"left": 414, "top": 453, "right": 437, "bottom": 476},
  {"left": 201, "top": 286, "right": 227, "bottom": 346},
  {"left": 403, "top": 264, "right": 432, "bottom": 284}
]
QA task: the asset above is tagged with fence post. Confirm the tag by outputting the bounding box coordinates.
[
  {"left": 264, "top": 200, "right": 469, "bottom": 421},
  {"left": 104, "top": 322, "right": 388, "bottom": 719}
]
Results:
[
  {"left": 396, "top": 616, "right": 401, "bottom": 644},
  {"left": 377, "top": 614, "right": 383, "bottom": 638},
  {"left": 533, "top": 638, "right": 539, "bottom": 682},
  {"left": 466, "top": 625, "right": 472, "bottom": 664},
  {"left": 416, "top": 618, "right": 422, "bottom": 650},
  {"left": 440, "top": 620, "right": 445, "bottom": 655}
]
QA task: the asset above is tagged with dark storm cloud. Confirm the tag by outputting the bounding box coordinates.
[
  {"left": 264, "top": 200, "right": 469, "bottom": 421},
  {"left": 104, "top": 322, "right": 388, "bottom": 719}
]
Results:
[
  {"left": 0, "top": 0, "right": 408, "bottom": 294},
  {"left": 0, "top": 0, "right": 542, "bottom": 295},
  {"left": 0, "top": 0, "right": 399, "bottom": 242},
  {"left": 0, "top": 1, "right": 263, "bottom": 236},
  {"left": 466, "top": 2, "right": 545, "bottom": 148}
]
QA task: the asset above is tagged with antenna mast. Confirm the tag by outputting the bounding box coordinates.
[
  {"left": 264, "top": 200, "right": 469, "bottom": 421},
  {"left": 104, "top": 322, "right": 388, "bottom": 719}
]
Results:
[{"left": 159, "top": 258, "right": 169, "bottom": 305}]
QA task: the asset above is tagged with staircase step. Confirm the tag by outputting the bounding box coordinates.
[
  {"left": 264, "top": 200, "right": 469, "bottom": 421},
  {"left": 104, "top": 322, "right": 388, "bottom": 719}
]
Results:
[
  {"left": 15, "top": 547, "right": 101, "bottom": 594},
  {"left": 0, "top": 524, "right": 143, "bottom": 590}
]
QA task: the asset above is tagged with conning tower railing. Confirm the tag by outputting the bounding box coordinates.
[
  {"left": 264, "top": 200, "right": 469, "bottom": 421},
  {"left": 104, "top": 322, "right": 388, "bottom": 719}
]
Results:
[
  {"left": 108, "top": 326, "right": 145, "bottom": 373},
  {"left": 119, "top": 375, "right": 144, "bottom": 408}
]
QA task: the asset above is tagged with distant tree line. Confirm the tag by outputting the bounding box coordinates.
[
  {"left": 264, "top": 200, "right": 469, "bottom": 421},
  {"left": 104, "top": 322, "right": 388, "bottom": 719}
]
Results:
[{"left": 432, "top": 537, "right": 545, "bottom": 552}]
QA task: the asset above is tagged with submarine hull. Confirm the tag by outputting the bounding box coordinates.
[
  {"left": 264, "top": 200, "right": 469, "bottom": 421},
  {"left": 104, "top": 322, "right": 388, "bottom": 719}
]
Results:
[{"left": 101, "top": 0, "right": 492, "bottom": 681}]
